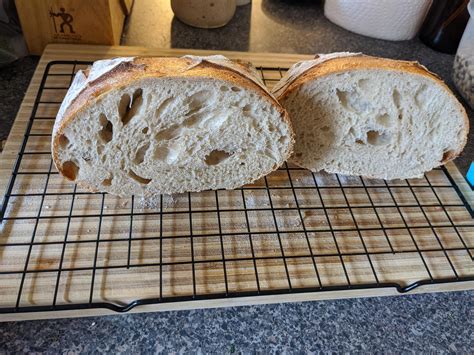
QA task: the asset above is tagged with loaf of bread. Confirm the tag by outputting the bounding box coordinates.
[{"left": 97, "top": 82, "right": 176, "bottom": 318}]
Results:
[
  {"left": 52, "top": 56, "right": 294, "bottom": 196},
  {"left": 273, "top": 53, "right": 469, "bottom": 180}
]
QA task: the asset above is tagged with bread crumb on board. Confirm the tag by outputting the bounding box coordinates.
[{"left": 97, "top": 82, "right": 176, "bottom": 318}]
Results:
[{"left": 136, "top": 193, "right": 187, "bottom": 211}]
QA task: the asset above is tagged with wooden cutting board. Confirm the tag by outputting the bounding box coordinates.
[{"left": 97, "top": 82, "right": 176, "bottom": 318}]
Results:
[{"left": 0, "top": 44, "right": 472, "bottom": 322}]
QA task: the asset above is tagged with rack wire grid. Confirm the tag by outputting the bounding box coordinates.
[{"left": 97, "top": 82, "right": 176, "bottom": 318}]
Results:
[{"left": 0, "top": 60, "right": 473, "bottom": 315}]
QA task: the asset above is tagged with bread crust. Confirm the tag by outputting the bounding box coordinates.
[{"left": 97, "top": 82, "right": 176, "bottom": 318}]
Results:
[
  {"left": 276, "top": 55, "right": 469, "bottom": 172},
  {"left": 52, "top": 57, "right": 294, "bottom": 190}
]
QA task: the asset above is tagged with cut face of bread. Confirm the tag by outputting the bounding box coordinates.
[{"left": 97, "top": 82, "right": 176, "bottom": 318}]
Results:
[
  {"left": 52, "top": 56, "right": 294, "bottom": 197},
  {"left": 275, "top": 54, "right": 468, "bottom": 180}
]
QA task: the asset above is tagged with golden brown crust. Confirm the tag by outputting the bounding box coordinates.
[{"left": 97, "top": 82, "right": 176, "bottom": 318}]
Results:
[
  {"left": 52, "top": 56, "right": 294, "bottom": 183},
  {"left": 277, "top": 55, "right": 469, "bottom": 166}
]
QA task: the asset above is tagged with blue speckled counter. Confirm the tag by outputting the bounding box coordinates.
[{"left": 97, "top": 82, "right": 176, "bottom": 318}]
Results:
[{"left": 0, "top": 0, "right": 472, "bottom": 352}]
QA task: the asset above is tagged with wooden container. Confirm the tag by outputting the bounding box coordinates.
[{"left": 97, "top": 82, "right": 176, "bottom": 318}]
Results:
[{"left": 15, "top": 0, "right": 133, "bottom": 55}]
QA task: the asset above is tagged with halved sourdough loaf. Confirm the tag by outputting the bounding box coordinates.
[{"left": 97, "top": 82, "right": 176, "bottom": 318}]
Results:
[
  {"left": 273, "top": 53, "right": 469, "bottom": 180},
  {"left": 52, "top": 56, "right": 294, "bottom": 197}
]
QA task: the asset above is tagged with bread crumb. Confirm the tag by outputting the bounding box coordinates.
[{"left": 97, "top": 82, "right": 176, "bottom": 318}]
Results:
[
  {"left": 244, "top": 191, "right": 270, "bottom": 208},
  {"left": 136, "top": 194, "right": 181, "bottom": 210},
  {"left": 136, "top": 196, "right": 160, "bottom": 210},
  {"left": 293, "top": 218, "right": 302, "bottom": 227}
]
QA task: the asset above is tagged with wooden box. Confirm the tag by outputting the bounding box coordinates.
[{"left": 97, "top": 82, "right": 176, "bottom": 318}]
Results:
[{"left": 15, "top": 0, "right": 133, "bottom": 55}]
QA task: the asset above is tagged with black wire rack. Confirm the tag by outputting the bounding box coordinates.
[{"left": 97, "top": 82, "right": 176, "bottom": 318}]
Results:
[{"left": 0, "top": 61, "right": 473, "bottom": 316}]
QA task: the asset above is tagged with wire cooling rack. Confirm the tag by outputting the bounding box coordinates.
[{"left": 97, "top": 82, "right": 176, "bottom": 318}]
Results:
[{"left": 0, "top": 61, "right": 473, "bottom": 316}]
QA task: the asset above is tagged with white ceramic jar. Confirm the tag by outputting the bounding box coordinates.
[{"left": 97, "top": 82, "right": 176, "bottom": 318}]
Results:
[
  {"left": 453, "top": 0, "right": 474, "bottom": 109},
  {"left": 324, "top": 0, "right": 433, "bottom": 41},
  {"left": 171, "top": 0, "right": 237, "bottom": 29}
]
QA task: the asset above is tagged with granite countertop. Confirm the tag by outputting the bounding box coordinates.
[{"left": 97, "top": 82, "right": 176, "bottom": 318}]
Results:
[{"left": 0, "top": 0, "right": 472, "bottom": 352}]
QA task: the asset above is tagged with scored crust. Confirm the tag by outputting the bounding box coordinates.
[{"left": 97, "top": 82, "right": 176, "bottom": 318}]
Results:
[
  {"left": 52, "top": 56, "right": 295, "bottom": 189},
  {"left": 276, "top": 55, "right": 469, "bottom": 167}
]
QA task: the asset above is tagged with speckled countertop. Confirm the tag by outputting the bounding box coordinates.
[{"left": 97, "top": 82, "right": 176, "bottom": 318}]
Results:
[
  {"left": 1, "top": 292, "right": 473, "bottom": 353},
  {"left": 0, "top": 0, "right": 473, "bottom": 352}
]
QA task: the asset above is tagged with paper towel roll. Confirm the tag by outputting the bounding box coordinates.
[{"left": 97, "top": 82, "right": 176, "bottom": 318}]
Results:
[{"left": 324, "top": 0, "right": 433, "bottom": 41}]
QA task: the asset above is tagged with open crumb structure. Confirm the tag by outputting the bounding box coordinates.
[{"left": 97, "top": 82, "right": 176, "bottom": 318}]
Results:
[{"left": 0, "top": 61, "right": 473, "bottom": 315}]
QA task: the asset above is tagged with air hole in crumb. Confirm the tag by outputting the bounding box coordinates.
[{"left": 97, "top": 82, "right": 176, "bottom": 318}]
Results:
[
  {"left": 367, "top": 130, "right": 392, "bottom": 146},
  {"left": 58, "top": 134, "right": 69, "bottom": 148},
  {"left": 205, "top": 150, "right": 232, "bottom": 165},
  {"left": 392, "top": 89, "right": 401, "bottom": 108},
  {"left": 134, "top": 143, "right": 150, "bottom": 165},
  {"left": 155, "top": 97, "right": 174, "bottom": 118},
  {"left": 128, "top": 169, "right": 152, "bottom": 185},
  {"left": 376, "top": 114, "right": 392, "bottom": 127},
  {"left": 358, "top": 78, "right": 370, "bottom": 91},
  {"left": 185, "top": 90, "right": 211, "bottom": 108},
  {"left": 220, "top": 86, "right": 229, "bottom": 92},
  {"left": 142, "top": 127, "right": 149, "bottom": 134},
  {"left": 85, "top": 139, "right": 92, "bottom": 145},
  {"left": 183, "top": 90, "right": 211, "bottom": 117},
  {"left": 102, "top": 177, "right": 113, "bottom": 186},
  {"left": 415, "top": 85, "right": 428, "bottom": 108},
  {"left": 336, "top": 89, "right": 350, "bottom": 109},
  {"left": 62, "top": 161, "right": 79, "bottom": 181},
  {"left": 355, "top": 139, "right": 365, "bottom": 145},
  {"left": 243, "top": 104, "right": 251, "bottom": 112},
  {"left": 441, "top": 150, "right": 455, "bottom": 162},
  {"left": 154, "top": 146, "right": 170, "bottom": 161},
  {"left": 119, "top": 88, "right": 143, "bottom": 125},
  {"left": 155, "top": 125, "right": 183, "bottom": 141},
  {"left": 185, "top": 105, "right": 202, "bottom": 117},
  {"left": 231, "top": 87, "right": 241, "bottom": 92},
  {"left": 99, "top": 113, "right": 113, "bottom": 143}
]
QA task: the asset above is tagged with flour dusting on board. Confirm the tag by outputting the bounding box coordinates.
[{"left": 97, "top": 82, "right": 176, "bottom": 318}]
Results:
[{"left": 136, "top": 193, "right": 188, "bottom": 210}]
